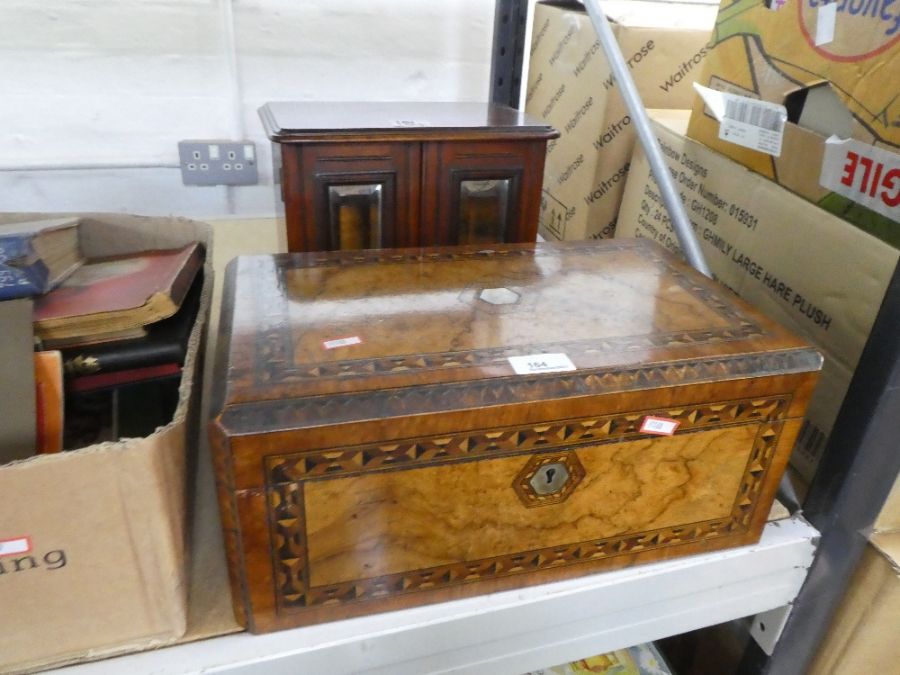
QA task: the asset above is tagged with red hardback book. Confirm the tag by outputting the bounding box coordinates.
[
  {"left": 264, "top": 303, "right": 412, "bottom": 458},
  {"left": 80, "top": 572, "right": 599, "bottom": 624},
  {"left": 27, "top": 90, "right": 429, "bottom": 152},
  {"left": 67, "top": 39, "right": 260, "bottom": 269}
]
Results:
[
  {"left": 33, "top": 243, "right": 202, "bottom": 343},
  {"left": 67, "top": 363, "right": 182, "bottom": 394}
]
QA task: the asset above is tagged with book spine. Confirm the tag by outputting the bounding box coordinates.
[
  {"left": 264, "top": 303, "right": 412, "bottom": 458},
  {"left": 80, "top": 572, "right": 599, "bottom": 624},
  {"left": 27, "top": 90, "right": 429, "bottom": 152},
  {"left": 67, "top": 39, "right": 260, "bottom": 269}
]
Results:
[
  {"left": 0, "top": 237, "right": 50, "bottom": 299},
  {"left": 0, "top": 262, "right": 50, "bottom": 300},
  {"left": 62, "top": 342, "right": 185, "bottom": 376},
  {"left": 67, "top": 363, "right": 182, "bottom": 394}
]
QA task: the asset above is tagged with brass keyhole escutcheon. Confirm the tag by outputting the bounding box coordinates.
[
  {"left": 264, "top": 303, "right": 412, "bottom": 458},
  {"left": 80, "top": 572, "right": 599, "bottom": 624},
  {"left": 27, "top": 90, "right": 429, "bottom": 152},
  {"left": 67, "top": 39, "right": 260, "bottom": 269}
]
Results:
[{"left": 529, "top": 462, "right": 570, "bottom": 496}]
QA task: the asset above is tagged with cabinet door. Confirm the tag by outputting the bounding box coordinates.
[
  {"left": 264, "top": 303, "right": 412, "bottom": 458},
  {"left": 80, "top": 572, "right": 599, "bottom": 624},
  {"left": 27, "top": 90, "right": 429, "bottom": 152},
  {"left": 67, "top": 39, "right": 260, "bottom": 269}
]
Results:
[
  {"left": 421, "top": 140, "right": 548, "bottom": 246},
  {"left": 282, "top": 142, "right": 420, "bottom": 252}
]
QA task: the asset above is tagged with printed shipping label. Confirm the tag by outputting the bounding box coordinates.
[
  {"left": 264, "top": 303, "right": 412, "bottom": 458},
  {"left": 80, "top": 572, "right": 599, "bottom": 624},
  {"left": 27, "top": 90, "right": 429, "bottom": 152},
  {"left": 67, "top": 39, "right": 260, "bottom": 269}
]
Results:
[
  {"left": 640, "top": 416, "right": 680, "bottom": 436},
  {"left": 694, "top": 84, "right": 786, "bottom": 157},
  {"left": 0, "top": 536, "right": 32, "bottom": 557},
  {"left": 820, "top": 138, "right": 900, "bottom": 222},
  {"left": 508, "top": 353, "right": 576, "bottom": 375},
  {"left": 322, "top": 336, "right": 362, "bottom": 350}
]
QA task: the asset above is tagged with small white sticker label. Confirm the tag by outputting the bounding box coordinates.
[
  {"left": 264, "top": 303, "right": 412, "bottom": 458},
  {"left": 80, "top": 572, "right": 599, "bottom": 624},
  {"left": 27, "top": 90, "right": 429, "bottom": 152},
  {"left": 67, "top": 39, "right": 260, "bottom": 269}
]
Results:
[
  {"left": 820, "top": 137, "right": 900, "bottom": 221},
  {"left": 508, "top": 353, "right": 576, "bottom": 375},
  {"left": 640, "top": 416, "right": 680, "bottom": 436},
  {"left": 816, "top": 2, "right": 838, "bottom": 46},
  {"left": 322, "top": 336, "right": 362, "bottom": 350},
  {"left": 694, "top": 84, "right": 787, "bottom": 157},
  {"left": 0, "top": 536, "right": 32, "bottom": 557}
]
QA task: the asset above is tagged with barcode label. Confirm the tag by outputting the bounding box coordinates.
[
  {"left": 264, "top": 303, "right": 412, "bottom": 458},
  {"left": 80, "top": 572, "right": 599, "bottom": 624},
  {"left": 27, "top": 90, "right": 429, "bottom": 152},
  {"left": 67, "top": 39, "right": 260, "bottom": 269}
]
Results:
[
  {"left": 0, "top": 536, "right": 32, "bottom": 557},
  {"left": 694, "top": 84, "right": 786, "bottom": 157},
  {"left": 789, "top": 418, "right": 832, "bottom": 480},
  {"left": 640, "top": 416, "right": 680, "bottom": 436},
  {"left": 724, "top": 99, "right": 783, "bottom": 132},
  {"left": 796, "top": 419, "right": 828, "bottom": 462}
]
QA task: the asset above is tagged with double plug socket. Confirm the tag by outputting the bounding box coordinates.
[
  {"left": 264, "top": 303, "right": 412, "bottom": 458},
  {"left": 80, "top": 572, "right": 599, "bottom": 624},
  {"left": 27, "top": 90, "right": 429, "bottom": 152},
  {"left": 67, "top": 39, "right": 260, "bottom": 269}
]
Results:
[{"left": 178, "top": 140, "right": 259, "bottom": 186}]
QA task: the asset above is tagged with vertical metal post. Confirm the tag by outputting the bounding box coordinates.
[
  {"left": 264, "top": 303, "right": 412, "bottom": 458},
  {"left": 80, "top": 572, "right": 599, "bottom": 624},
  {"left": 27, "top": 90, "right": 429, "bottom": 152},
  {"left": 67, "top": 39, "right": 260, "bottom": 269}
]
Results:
[
  {"left": 489, "top": 0, "right": 528, "bottom": 108},
  {"left": 580, "top": 0, "right": 711, "bottom": 277}
]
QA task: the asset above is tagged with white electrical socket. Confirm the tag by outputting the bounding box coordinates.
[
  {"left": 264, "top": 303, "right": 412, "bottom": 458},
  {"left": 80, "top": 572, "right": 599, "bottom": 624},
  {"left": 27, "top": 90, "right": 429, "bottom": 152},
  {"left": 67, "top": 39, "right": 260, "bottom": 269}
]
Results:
[{"left": 178, "top": 140, "right": 258, "bottom": 186}]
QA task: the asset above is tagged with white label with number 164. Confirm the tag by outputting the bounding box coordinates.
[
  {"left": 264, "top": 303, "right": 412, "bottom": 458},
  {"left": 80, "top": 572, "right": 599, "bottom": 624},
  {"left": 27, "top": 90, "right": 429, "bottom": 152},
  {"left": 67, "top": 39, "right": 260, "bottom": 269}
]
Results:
[{"left": 507, "top": 353, "right": 576, "bottom": 375}]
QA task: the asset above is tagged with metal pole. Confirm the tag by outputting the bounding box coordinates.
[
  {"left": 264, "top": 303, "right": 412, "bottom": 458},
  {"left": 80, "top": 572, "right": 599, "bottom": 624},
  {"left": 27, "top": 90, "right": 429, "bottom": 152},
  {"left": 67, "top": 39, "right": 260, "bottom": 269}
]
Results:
[
  {"left": 581, "top": 0, "right": 712, "bottom": 277},
  {"left": 489, "top": 0, "right": 529, "bottom": 108},
  {"left": 583, "top": 0, "right": 799, "bottom": 547}
]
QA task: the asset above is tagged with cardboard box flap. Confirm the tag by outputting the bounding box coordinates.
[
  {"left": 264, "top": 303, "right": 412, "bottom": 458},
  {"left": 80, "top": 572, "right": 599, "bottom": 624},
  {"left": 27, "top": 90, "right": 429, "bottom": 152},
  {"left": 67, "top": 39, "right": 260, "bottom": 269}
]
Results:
[
  {"left": 783, "top": 80, "right": 855, "bottom": 140},
  {"left": 870, "top": 531, "right": 900, "bottom": 570}
]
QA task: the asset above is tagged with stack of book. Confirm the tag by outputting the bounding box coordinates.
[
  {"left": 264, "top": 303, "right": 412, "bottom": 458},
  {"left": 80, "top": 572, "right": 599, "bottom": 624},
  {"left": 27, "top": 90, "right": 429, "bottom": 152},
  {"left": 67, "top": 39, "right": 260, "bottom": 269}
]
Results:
[{"left": 0, "top": 217, "right": 204, "bottom": 459}]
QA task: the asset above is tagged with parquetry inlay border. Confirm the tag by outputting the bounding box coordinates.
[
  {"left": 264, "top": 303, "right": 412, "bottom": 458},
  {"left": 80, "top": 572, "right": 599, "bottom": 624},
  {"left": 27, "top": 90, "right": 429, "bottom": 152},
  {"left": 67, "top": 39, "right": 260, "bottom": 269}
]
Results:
[{"left": 266, "top": 396, "right": 788, "bottom": 612}]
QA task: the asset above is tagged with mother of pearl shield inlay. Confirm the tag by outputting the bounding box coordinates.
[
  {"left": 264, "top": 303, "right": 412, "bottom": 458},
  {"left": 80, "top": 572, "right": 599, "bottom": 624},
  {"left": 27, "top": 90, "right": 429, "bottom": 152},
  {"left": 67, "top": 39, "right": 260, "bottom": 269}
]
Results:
[{"left": 211, "top": 239, "right": 821, "bottom": 633}]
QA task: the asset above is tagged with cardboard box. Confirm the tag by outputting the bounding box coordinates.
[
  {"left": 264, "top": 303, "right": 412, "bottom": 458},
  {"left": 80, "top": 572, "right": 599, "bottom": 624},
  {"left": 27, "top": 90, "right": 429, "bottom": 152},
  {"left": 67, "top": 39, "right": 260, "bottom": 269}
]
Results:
[
  {"left": 525, "top": 0, "right": 715, "bottom": 241},
  {"left": 615, "top": 114, "right": 899, "bottom": 480},
  {"left": 686, "top": 0, "right": 900, "bottom": 240},
  {"left": 0, "top": 213, "right": 213, "bottom": 674},
  {"left": 876, "top": 476, "right": 900, "bottom": 533},
  {"left": 809, "top": 532, "right": 900, "bottom": 674}
]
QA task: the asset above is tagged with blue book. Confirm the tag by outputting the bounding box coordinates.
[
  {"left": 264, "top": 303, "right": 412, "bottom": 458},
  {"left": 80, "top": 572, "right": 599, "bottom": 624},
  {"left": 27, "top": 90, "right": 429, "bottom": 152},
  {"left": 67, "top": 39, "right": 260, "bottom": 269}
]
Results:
[{"left": 0, "top": 217, "right": 82, "bottom": 300}]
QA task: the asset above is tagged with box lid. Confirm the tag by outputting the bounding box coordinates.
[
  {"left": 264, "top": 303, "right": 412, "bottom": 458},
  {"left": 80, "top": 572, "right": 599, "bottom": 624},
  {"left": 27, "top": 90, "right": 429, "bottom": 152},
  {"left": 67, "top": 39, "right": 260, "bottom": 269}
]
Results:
[
  {"left": 214, "top": 239, "right": 820, "bottom": 432},
  {"left": 259, "top": 101, "right": 559, "bottom": 142}
]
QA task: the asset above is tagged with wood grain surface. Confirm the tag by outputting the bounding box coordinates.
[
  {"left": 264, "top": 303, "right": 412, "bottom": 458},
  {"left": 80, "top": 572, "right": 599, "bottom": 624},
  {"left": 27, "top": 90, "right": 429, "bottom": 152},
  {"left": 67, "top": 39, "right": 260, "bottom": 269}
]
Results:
[
  {"left": 304, "top": 426, "right": 756, "bottom": 587},
  {"left": 209, "top": 238, "right": 822, "bottom": 632},
  {"left": 262, "top": 102, "right": 557, "bottom": 253}
]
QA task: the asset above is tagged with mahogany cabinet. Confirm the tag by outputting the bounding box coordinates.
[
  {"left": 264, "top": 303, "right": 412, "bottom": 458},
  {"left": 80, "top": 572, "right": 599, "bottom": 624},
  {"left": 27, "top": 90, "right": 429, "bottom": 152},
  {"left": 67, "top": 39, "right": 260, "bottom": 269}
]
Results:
[{"left": 259, "top": 102, "right": 558, "bottom": 252}]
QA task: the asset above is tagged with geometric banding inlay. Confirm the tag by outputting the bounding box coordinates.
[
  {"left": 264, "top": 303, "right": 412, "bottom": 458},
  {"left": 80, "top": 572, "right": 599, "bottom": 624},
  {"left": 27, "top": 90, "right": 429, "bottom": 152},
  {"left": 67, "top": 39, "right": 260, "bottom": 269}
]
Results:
[{"left": 267, "top": 397, "right": 789, "bottom": 613}]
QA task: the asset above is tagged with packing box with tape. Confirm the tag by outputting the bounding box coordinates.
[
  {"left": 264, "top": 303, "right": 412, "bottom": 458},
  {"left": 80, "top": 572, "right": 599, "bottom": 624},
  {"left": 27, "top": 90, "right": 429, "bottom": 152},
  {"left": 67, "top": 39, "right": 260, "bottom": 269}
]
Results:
[
  {"left": 616, "top": 113, "right": 900, "bottom": 480},
  {"left": 685, "top": 0, "right": 900, "bottom": 242},
  {"left": 525, "top": 0, "right": 715, "bottom": 241}
]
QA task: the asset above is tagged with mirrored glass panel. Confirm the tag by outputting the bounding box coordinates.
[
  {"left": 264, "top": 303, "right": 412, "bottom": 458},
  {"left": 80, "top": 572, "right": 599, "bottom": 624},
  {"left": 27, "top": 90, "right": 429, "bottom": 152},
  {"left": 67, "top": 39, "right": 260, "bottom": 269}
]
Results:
[
  {"left": 458, "top": 179, "right": 510, "bottom": 244},
  {"left": 328, "top": 184, "right": 383, "bottom": 250}
]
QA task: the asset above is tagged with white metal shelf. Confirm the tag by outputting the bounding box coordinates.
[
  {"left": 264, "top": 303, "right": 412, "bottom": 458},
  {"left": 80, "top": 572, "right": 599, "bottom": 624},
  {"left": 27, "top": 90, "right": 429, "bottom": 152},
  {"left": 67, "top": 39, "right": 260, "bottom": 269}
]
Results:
[{"left": 56, "top": 516, "right": 817, "bottom": 675}]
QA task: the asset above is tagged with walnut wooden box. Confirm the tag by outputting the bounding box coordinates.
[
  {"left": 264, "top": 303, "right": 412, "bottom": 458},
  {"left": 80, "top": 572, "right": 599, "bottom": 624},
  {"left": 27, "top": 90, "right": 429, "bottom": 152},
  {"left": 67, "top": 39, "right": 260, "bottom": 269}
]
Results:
[{"left": 210, "top": 239, "right": 821, "bottom": 633}]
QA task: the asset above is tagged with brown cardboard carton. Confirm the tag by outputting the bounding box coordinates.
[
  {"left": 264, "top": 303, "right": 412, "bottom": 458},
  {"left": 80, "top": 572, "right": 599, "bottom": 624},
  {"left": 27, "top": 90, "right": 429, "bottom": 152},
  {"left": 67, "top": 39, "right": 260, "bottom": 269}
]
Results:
[
  {"left": 615, "top": 114, "right": 899, "bottom": 480},
  {"left": 686, "top": 0, "right": 900, "bottom": 239},
  {"left": 687, "top": 0, "right": 900, "bottom": 149},
  {"left": 0, "top": 213, "right": 212, "bottom": 674},
  {"left": 876, "top": 477, "right": 900, "bottom": 533},
  {"left": 525, "top": 0, "right": 715, "bottom": 241},
  {"left": 809, "top": 532, "right": 900, "bottom": 674}
]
